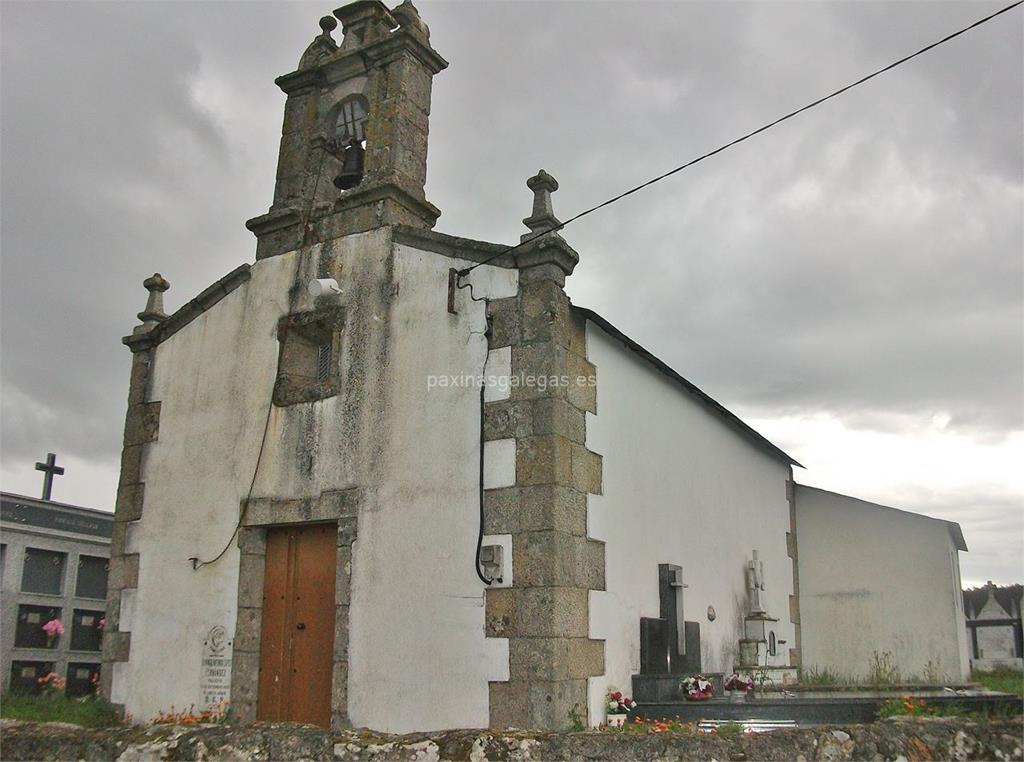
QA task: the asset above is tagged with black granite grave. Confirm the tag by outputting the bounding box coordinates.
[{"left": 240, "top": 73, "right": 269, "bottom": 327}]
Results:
[
  {"left": 631, "top": 691, "right": 1023, "bottom": 725},
  {"left": 633, "top": 564, "right": 723, "bottom": 702}
]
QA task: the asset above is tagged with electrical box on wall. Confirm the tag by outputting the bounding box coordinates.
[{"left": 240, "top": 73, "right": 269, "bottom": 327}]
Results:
[
  {"left": 480, "top": 534, "right": 512, "bottom": 588},
  {"left": 480, "top": 544, "right": 503, "bottom": 583}
]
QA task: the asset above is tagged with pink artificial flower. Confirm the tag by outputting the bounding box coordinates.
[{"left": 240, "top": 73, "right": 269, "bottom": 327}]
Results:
[
  {"left": 37, "top": 671, "right": 66, "bottom": 691},
  {"left": 42, "top": 618, "right": 64, "bottom": 638}
]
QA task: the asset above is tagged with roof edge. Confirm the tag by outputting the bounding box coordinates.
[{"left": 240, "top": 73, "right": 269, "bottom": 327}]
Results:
[
  {"left": 576, "top": 306, "right": 801, "bottom": 468},
  {"left": 1, "top": 491, "right": 113, "bottom": 517},
  {"left": 392, "top": 225, "right": 515, "bottom": 267},
  {"left": 795, "top": 484, "right": 968, "bottom": 551},
  {"left": 124, "top": 264, "right": 252, "bottom": 351}
]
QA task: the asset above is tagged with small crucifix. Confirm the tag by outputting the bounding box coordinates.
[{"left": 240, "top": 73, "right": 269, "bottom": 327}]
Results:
[{"left": 35, "top": 452, "right": 64, "bottom": 501}]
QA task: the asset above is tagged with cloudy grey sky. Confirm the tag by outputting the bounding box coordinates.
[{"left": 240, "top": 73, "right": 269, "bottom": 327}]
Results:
[{"left": 1, "top": 0, "right": 1021, "bottom": 586}]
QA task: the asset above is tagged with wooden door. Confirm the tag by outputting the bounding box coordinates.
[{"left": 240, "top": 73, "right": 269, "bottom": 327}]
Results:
[{"left": 257, "top": 523, "right": 337, "bottom": 727}]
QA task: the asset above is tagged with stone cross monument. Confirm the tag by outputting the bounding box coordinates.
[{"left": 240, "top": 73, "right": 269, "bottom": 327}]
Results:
[{"left": 34, "top": 452, "right": 64, "bottom": 501}]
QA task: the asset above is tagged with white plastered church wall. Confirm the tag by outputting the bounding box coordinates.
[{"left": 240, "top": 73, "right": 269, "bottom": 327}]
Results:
[
  {"left": 114, "top": 251, "right": 293, "bottom": 719},
  {"left": 345, "top": 243, "right": 516, "bottom": 733},
  {"left": 795, "top": 485, "right": 971, "bottom": 682},
  {"left": 583, "top": 324, "right": 795, "bottom": 723},
  {"left": 116, "top": 229, "right": 516, "bottom": 729}
]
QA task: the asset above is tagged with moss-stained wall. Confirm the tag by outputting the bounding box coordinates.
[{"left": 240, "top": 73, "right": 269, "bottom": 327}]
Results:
[{"left": 108, "top": 228, "right": 517, "bottom": 731}]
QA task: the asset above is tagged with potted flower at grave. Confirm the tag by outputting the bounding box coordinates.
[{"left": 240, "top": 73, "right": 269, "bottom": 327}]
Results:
[
  {"left": 605, "top": 690, "right": 637, "bottom": 727},
  {"left": 724, "top": 673, "right": 754, "bottom": 702},
  {"left": 41, "top": 618, "right": 64, "bottom": 647},
  {"left": 680, "top": 673, "right": 715, "bottom": 701}
]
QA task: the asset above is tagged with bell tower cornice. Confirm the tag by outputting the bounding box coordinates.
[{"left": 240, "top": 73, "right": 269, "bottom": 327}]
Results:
[
  {"left": 276, "top": 26, "right": 448, "bottom": 96},
  {"left": 247, "top": 0, "right": 448, "bottom": 260}
]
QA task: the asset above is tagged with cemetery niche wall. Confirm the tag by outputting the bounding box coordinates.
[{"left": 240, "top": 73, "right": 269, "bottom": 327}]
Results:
[{"left": 1, "top": 491, "right": 112, "bottom": 697}]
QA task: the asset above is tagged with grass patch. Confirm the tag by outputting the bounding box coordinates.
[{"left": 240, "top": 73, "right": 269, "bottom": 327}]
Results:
[
  {"left": 716, "top": 722, "right": 743, "bottom": 736},
  {"left": 868, "top": 651, "right": 901, "bottom": 687},
  {"left": 1, "top": 692, "right": 123, "bottom": 728},
  {"left": 799, "top": 666, "right": 850, "bottom": 686},
  {"left": 876, "top": 697, "right": 970, "bottom": 720},
  {"left": 973, "top": 669, "right": 1024, "bottom": 699},
  {"left": 876, "top": 694, "right": 1021, "bottom": 721}
]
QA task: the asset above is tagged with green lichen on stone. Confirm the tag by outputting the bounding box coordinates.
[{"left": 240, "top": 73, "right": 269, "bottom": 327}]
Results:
[{"left": 2, "top": 716, "right": 1022, "bottom": 761}]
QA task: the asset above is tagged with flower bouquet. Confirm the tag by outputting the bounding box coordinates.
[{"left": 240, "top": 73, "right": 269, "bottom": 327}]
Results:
[
  {"left": 724, "top": 673, "right": 753, "bottom": 702},
  {"left": 37, "top": 671, "right": 66, "bottom": 696},
  {"left": 42, "top": 618, "right": 64, "bottom": 645},
  {"left": 680, "top": 674, "right": 715, "bottom": 701},
  {"left": 606, "top": 690, "right": 637, "bottom": 727}
]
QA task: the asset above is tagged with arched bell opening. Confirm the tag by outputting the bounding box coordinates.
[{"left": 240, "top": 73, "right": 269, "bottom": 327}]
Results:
[{"left": 330, "top": 95, "right": 369, "bottom": 192}]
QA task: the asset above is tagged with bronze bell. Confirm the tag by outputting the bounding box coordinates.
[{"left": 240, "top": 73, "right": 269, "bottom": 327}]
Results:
[{"left": 333, "top": 138, "right": 365, "bottom": 191}]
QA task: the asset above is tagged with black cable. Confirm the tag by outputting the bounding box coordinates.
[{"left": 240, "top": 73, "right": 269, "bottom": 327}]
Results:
[
  {"left": 473, "top": 378, "right": 493, "bottom": 586},
  {"left": 457, "top": 277, "right": 494, "bottom": 585},
  {"left": 459, "top": 0, "right": 1022, "bottom": 277},
  {"left": 190, "top": 394, "right": 274, "bottom": 570},
  {"left": 189, "top": 147, "right": 330, "bottom": 571}
]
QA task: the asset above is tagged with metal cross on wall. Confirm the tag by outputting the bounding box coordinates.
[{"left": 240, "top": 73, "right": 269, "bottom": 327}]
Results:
[{"left": 34, "top": 452, "right": 64, "bottom": 501}]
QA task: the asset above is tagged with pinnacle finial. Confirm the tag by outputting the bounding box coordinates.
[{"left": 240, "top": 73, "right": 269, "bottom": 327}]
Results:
[
  {"left": 522, "top": 169, "right": 561, "bottom": 242},
  {"left": 392, "top": 0, "right": 429, "bottom": 39},
  {"left": 297, "top": 15, "right": 339, "bottom": 69},
  {"left": 319, "top": 15, "right": 338, "bottom": 36},
  {"left": 137, "top": 273, "right": 170, "bottom": 329}
]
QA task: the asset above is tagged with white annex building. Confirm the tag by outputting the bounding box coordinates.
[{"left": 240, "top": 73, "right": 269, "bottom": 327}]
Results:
[{"left": 102, "top": 0, "right": 971, "bottom": 732}]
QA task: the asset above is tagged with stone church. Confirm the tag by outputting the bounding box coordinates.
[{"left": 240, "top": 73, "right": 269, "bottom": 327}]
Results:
[{"left": 102, "top": 0, "right": 971, "bottom": 732}]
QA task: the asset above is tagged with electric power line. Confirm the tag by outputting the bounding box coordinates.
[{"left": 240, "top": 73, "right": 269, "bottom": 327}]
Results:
[{"left": 459, "top": 0, "right": 1023, "bottom": 277}]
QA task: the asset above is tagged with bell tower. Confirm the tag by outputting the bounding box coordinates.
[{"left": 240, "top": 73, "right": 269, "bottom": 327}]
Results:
[{"left": 246, "top": 0, "right": 448, "bottom": 260}]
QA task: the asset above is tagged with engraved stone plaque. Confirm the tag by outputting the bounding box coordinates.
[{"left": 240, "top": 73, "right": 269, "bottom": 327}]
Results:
[{"left": 199, "top": 625, "right": 233, "bottom": 708}]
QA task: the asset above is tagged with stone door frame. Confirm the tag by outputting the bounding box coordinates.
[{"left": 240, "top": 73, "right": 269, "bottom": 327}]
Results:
[{"left": 230, "top": 488, "right": 360, "bottom": 729}]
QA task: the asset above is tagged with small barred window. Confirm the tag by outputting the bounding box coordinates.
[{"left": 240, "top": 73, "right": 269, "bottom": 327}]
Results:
[
  {"left": 316, "top": 343, "right": 332, "bottom": 384},
  {"left": 273, "top": 308, "right": 345, "bottom": 406}
]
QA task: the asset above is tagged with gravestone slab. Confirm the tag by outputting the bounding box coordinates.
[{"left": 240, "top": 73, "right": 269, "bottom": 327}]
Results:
[{"left": 638, "top": 564, "right": 702, "bottom": 675}]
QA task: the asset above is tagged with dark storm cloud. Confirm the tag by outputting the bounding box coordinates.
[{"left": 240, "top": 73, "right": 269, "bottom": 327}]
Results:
[
  {"left": 1, "top": 1, "right": 1020, "bottom": 576},
  {"left": 1, "top": 1, "right": 233, "bottom": 460}
]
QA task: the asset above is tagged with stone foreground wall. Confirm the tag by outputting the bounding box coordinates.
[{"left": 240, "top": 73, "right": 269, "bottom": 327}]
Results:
[{"left": 2, "top": 718, "right": 1021, "bottom": 761}]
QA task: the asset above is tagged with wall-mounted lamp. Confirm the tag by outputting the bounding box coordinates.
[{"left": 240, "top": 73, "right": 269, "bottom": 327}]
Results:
[{"left": 308, "top": 278, "right": 342, "bottom": 297}]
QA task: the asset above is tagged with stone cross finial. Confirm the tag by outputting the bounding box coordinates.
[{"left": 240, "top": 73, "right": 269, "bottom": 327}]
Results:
[
  {"left": 521, "top": 169, "right": 562, "bottom": 243},
  {"left": 136, "top": 273, "right": 170, "bottom": 329}
]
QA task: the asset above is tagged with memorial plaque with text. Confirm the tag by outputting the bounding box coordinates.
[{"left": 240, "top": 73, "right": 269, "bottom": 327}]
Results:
[{"left": 199, "top": 625, "right": 232, "bottom": 709}]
